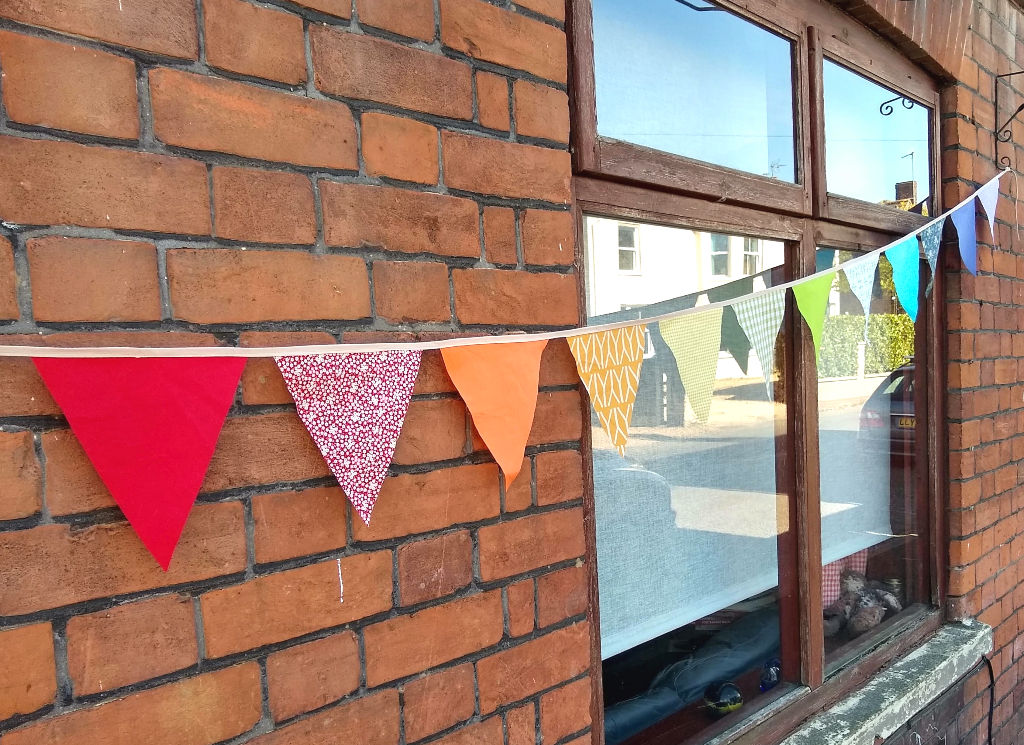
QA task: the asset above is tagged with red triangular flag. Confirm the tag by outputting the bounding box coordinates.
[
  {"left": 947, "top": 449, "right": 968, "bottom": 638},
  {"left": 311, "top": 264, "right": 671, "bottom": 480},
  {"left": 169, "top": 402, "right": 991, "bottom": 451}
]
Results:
[
  {"left": 441, "top": 340, "right": 547, "bottom": 484},
  {"left": 276, "top": 351, "right": 421, "bottom": 524},
  {"left": 32, "top": 357, "right": 245, "bottom": 570}
]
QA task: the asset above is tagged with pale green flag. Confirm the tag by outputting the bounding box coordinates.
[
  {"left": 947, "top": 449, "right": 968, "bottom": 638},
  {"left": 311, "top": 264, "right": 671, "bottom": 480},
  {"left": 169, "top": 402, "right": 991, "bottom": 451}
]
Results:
[
  {"left": 791, "top": 270, "right": 837, "bottom": 364},
  {"left": 659, "top": 308, "right": 723, "bottom": 424}
]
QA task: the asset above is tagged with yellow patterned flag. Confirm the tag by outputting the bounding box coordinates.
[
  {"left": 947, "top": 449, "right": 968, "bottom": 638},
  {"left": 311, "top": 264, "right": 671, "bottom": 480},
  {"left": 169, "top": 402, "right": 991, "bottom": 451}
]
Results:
[
  {"left": 568, "top": 325, "right": 647, "bottom": 456},
  {"left": 659, "top": 308, "right": 724, "bottom": 424}
]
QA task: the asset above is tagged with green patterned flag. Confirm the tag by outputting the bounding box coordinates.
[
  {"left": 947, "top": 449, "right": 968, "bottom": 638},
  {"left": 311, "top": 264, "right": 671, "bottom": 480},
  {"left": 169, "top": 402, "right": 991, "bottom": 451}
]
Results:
[
  {"left": 732, "top": 289, "right": 786, "bottom": 401},
  {"left": 792, "top": 270, "right": 837, "bottom": 364},
  {"left": 659, "top": 308, "right": 723, "bottom": 424}
]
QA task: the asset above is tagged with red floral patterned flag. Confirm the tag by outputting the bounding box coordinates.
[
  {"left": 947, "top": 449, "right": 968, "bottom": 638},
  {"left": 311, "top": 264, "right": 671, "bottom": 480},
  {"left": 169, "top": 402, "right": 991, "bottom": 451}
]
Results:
[{"left": 275, "top": 351, "right": 421, "bottom": 524}]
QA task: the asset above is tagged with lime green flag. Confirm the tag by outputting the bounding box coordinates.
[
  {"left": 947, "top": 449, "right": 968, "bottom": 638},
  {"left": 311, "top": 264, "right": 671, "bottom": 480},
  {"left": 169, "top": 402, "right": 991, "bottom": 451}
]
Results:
[
  {"left": 791, "top": 270, "right": 837, "bottom": 363},
  {"left": 659, "top": 308, "right": 723, "bottom": 424}
]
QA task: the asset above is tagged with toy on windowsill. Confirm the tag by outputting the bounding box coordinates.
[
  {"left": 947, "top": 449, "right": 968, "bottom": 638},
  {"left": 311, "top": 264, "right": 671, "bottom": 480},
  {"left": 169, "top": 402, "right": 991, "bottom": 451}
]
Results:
[
  {"left": 822, "top": 569, "right": 903, "bottom": 639},
  {"left": 703, "top": 681, "right": 743, "bottom": 718}
]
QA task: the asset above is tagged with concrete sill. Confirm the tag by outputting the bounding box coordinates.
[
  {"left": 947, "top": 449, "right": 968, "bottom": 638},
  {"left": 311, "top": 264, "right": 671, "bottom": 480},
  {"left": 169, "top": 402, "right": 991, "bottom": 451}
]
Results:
[{"left": 780, "top": 620, "right": 993, "bottom": 745}]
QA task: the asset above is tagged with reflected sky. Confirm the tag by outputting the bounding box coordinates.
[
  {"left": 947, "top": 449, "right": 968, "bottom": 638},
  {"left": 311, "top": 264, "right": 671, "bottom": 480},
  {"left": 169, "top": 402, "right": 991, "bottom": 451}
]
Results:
[{"left": 592, "top": 0, "right": 795, "bottom": 182}]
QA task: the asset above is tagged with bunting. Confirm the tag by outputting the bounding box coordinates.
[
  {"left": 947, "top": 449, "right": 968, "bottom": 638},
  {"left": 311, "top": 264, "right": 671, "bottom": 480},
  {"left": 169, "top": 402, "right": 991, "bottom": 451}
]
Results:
[
  {"left": 885, "top": 237, "right": 921, "bottom": 323},
  {"left": 950, "top": 201, "right": 978, "bottom": 275},
  {"left": 919, "top": 221, "right": 943, "bottom": 295},
  {"left": 843, "top": 255, "right": 880, "bottom": 341},
  {"left": 659, "top": 308, "right": 723, "bottom": 424},
  {"left": 569, "top": 325, "right": 647, "bottom": 455},
  {"left": 708, "top": 278, "right": 755, "bottom": 375},
  {"left": 792, "top": 270, "right": 837, "bottom": 363},
  {"left": 276, "top": 351, "right": 421, "bottom": 525},
  {"left": 732, "top": 290, "right": 786, "bottom": 401},
  {"left": 32, "top": 357, "right": 246, "bottom": 570},
  {"left": 977, "top": 179, "right": 1000, "bottom": 242},
  {"left": 441, "top": 341, "right": 547, "bottom": 484}
]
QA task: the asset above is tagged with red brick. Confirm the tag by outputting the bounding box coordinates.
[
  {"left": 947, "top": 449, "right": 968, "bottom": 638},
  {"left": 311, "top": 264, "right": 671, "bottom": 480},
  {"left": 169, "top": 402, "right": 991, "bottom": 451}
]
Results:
[
  {"left": 479, "top": 508, "right": 585, "bottom": 581},
  {"left": 0, "top": 31, "right": 138, "bottom": 139},
  {"left": 203, "top": 413, "right": 332, "bottom": 492},
  {"left": 536, "top": 450, "right": 583, "bottom": 505},
  {"left": 506, "top": 705, "right": 535, "bottom": 745},
  {"left": 356, "top": 0, "right": 434, "bottom": 41},
  {"left": 508, "top": 579, "right": 535, "bottom": 636},
  {"left": 0, "top": 503, "right": 245, "bottom": 616},
  {"left": 443, "top": 131, "right": 571, "bottom": 202},
  {"left": 539, "top": 338, "right": 580, "bottom": 387},
  {"left": 311, "top": 26, "right": 472, "bottom": 119},
  {"left": 40, "top": 429, "right": 114, "bottom": 516},
  {"left": 392, "top": 398, "right": 469, "bottom": 465},
  {"left": 0, "top": 0, "right": 198, "bottom": 59},
  {"left": 3, "top": 664, "right": 261, "bottom": 745},
  {"left": 432, "top": 716, "right": 503, "bottom": 745},
  {"left": 504, "top": 457, "right": 533, "bottom": 512},
  {"left": 540, "top": 677, "right": 591, "bottom": 743},
  {"left": 522, "top": 210, "right": 574, "bottom": 266},
  {"left": 201, "top": 552, "right": 392, "bottom": 657},
  {"left": 253, "top": 487, "right": 348, "bottom": 564},
  {"left": 66, "top": 595, "right": 198, "bottom": 695},
  {"left": 0, "top": 430, "right": 41, "bottom": 520},
  {"left": 530, "top": 391, "right": 583, "bottom": 445},
  {"left": 453, "top": 268, "right": 578, "bottom": 326},
  {"left": 250, "top": 689, "right": 399, "bottom": 745},
  {"left": 0, "top": 623, "right": 55, "bottom": 721},
  {"left": 398, "top": 530, "right": 473, "bottom": 605},
  {"left": 168, "top": 249, "right": 370, "bottom": 323},
  {"left": 321, "top": 182, "right": 479, "bottom": 257},
  {"left": 212, "top": 167, "right": 316, "bottom": 245},
  {"left": 27, "top": 237, "right": 161, "bottom": 322},
  {"left": 266, "top": 631, "right": 360, "bottom": 722},
  {"left": 292, "top": 0, "right": 350, "bottom": 17},
  {"left": 484, "top": 207, "right": 517, "bottom": 265},
  {"left": 477, "top": 622, "right": 590, "bottom": 712},
  {"left": 362, "top": 112, "right": 439, "bottom": 184},
  {"left": 440, "top": 0, "right": 567, "bottom": 83},
  {"left": 537, "top": 564, "right": 587, "bottom": 627},
  {"left": 515, "top": 0, "right": 565, "bottom": 21},
  {"left": 514, "top": 80, "right": 569, "bottom": 144},
  {"left": 239, "top": 331, "right": 337, "bottom": 405},
  {"left": 415, "top": 350, "right": 457, "bottom": 394},
  {"left": 403, "top": 664, "right": 476, "bottom": 742},
  {"left": 354, "top": 464, "right": 500, "bottom": 541},
  {"left": 373, "top": 261, "right": 451, "bottom": 323},
  {"left": 364, "top": 591, "right": 503, "bottom": 685},
  {"left": 150, "top": 68, "right": 357, "bottom": 169},
  {"left": 477, "top": 72, "right": 510, "bottom": 131},
  {"left": 0, "top": 235, "right": 16, "bottom": 320},
  {"left": 0, "top": 135, "right": 210, "bottom": 234},
  {"left": 204, "top": 0, "right": 305, "bottom": 84}
]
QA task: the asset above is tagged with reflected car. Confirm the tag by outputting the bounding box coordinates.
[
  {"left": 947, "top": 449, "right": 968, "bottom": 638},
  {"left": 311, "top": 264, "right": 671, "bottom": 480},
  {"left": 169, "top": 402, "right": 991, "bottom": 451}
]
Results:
[{"left": 858, "top": 364, "right": 914, "bottom": 456}]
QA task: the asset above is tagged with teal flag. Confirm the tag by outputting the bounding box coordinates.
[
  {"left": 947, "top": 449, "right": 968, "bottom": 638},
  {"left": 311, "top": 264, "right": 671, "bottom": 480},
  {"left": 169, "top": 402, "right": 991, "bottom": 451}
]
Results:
[{"left": 885, "top": 237, "right": 920, "bottom": 323}]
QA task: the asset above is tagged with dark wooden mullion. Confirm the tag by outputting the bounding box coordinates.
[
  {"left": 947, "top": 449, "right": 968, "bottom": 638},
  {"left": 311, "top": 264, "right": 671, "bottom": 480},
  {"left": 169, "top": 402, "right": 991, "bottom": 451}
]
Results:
[
  {"left": 566, "top": 0, "right": 600, "bottom": 173},
  {"left": 824, "top": 195, "right": 932, "bottom": 234},
  {"left": 807, "top": 26, "right": 829, "bottom": 219},
  {"left": 793, "top": 222, "right": 825, "bottom": 688},
  {"left": 928, "top": 245, "right": 949, "bottom": 607}
]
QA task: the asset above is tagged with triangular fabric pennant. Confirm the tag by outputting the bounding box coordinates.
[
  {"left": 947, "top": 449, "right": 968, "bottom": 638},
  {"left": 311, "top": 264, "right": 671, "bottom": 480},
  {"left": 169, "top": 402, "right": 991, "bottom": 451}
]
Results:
[
  {"left": 659, "top": 308, "right": 723, "bottom": 424},
  {"left": 976, "top": 179, "right": 1000, "bottom": 242},
  {"left": 276, "top": 351, "right": 421, "bottom": 525},
  {"left": 708, "top": 278, "right": 755, "bottom": 375},
  {"left": 792, "top": 270, "right": 837, "bottom": 364},
  {"left": 950, "top": 200, "right": 978, "bottom": 275},
  {"left": 885, "top": 236, "right": 921, "bottom": 323},
  {"left": 568, "top": 325, "right": 646, "bottom": 455},
  {"left": 918, "top": 220, "right": 944, "bottom": 295},
  {"left": 842, "top": 253, "right": 880, "bottom": 342},
  {"left": 441, "top": 340, "right": 547, "bottom": 484},
  {"left": 32, "top": 357, "right": 246, "bottom": 570},
  {"left": 732, "top": 290, "right": 786, "bottom": 401}
]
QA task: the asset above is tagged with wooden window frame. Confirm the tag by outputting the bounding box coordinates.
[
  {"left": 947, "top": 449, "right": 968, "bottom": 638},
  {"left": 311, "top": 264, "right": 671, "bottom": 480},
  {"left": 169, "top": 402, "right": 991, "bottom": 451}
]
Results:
[{"left": 570, "top": 1, "right": 950, "bottom": 742}]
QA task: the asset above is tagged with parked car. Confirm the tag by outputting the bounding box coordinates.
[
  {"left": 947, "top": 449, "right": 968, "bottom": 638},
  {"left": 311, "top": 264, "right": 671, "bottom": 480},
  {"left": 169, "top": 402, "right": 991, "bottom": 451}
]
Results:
[{"left": 858, "top": 363, "right": 915, "bottom": 457}]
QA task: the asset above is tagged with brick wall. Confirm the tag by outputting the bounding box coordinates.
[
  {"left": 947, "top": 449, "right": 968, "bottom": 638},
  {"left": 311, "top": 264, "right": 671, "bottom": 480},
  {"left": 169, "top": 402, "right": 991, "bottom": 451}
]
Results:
[{"left": 0, "top": 1, "right": 592, "bottom": 744}]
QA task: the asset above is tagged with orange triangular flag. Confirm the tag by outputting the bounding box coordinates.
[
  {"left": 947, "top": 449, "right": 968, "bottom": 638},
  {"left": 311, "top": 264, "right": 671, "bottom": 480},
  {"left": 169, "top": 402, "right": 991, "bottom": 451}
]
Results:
[{"left": 441, "top": 340, "right": 548, "bottom": 484}]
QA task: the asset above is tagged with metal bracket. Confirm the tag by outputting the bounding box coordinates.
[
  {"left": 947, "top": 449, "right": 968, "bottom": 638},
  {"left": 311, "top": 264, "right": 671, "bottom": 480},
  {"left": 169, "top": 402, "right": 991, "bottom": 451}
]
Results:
[
  {"left": 880, "top": 96, "right": 915, "bottom": 116},
  {"left": 995, "top": 70, "right": 1024, "bottom": 168}
]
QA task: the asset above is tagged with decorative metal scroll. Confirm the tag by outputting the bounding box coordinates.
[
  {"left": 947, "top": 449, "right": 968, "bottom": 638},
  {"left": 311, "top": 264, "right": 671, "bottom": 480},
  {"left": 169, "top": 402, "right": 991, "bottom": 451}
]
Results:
[
  {"left": 996, "top": 70, "right": 1024, "bottom": 169},
  {"left": 879, "top": 96, "right": 915, "bottom": 116}
]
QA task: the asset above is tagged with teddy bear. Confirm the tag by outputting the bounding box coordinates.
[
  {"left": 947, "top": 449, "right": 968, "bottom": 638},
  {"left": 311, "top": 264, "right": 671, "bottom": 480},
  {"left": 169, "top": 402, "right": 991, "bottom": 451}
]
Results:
[{"left": 822, "top": 569, "right": 903, "bottom": 639}]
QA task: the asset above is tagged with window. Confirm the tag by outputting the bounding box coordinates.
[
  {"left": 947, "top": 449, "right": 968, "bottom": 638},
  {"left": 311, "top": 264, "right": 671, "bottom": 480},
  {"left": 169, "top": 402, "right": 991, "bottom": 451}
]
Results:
[
  {"left": 572, "top": 0, "right": 943, "bottom": 742},
  {"left": 619, "top": 224, "right": 640, "bottom": 273}
]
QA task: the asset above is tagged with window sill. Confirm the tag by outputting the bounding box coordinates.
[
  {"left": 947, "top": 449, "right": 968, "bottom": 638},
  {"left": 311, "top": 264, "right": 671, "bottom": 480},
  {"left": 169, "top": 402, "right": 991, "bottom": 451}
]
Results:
[{"left": 779, "top": 620, "right": 993, "bottom": 745}]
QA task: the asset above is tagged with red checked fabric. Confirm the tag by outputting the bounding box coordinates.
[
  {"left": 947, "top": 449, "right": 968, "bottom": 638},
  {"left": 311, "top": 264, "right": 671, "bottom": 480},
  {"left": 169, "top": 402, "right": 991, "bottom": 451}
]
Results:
[
  {"left": 276, "top": 351, "right": 421, "bottom": 524},
  {"left": 821, "top": 549, "right": 869, "bottom": 606}
]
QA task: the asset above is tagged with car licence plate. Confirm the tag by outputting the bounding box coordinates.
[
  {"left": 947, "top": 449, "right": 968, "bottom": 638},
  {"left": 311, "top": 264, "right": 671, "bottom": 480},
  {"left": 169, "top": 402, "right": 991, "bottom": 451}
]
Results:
[{"left": 896, "top": 417, "right": 915, "bottom": 429}]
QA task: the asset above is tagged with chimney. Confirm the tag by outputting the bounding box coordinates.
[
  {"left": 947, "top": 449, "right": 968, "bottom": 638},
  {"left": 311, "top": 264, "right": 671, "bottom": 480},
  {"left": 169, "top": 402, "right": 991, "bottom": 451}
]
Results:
[{"left": 895, "top": 180, "right": 917, "bottom": 203}]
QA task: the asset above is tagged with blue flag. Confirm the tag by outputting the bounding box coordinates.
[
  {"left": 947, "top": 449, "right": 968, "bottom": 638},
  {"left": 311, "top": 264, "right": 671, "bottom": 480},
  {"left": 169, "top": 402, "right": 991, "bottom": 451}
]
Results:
[
  {"left": 918, "top": 220, "right": 943, "bottom": 295},
  {"left": 976, "top": 178, "right": 1000, "bottom": 242},
  {"left": 885, "top": 236, "right": 920, "bottom": 323},
  {"left": 843, "top": 253, "right": 880, "bottom": 341},
  {"left": 949, "top": 200, "right": 978, "bottom": 275}
]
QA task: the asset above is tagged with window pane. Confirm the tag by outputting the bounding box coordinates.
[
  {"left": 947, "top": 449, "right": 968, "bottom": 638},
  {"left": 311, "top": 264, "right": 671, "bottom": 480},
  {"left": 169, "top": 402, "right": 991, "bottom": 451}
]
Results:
[
  {"left": 619, "top": 225, "right": 637, "bottom": 248},
  {"left": 823, "top": 60, "right": 932, "bottom": 209},
  {"left": 585, "top": 215, "right": 791, "bottom": 744},
  {"left": 815, "top": 248, "right": 923, "bottom": 667},
  {"left": 619, "top": 249, "right": 636, "bottom": 271},
  {"left": 592, "top": 0, "right": 796, "bottom": 182}
]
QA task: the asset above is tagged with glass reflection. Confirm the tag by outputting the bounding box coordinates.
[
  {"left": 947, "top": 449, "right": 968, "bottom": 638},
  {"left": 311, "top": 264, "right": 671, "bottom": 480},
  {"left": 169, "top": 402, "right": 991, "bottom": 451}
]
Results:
[
  {"left": 592, "top": 0, "right": 796, "bottom": 182},
  {"left": 823, "top": 60, "right": 931, "bottom": 208},
  {"left": 585, "top": 216, "right": 790, "bottom": 744}
]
